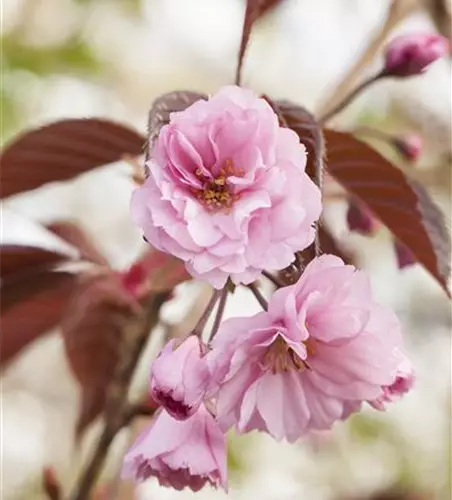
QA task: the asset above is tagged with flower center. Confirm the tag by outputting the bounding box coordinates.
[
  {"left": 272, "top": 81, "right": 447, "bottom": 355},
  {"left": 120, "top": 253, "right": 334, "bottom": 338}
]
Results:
[
  {"left": 262, "top": 335, "right": 317, "bottom": 374},
  {"left": 193, "top": 159, "right": 244, "bottom": 213}
]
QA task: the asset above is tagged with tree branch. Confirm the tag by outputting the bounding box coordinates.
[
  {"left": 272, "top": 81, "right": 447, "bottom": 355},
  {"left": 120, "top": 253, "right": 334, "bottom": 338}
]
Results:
[
  {"left": 423, "top": 0, "right": 452, "bottom": 43},
  {"left": 69, "top": 292, "right": 169, "bottom": 500},
  {"left": 247, "top": 282, "right": 268, "bottom": 311},
  {"left": 316, "top": 0, "right": 418, "bottom": 122}
]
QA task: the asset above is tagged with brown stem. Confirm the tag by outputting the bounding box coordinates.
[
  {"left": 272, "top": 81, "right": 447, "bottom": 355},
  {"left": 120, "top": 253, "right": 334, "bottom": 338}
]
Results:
[
  {"left": 209, "top": 286, "right": 228, "bottom": 341},
  {"left": 318, "top": 73, "right": 384, "bottom": 126},
  {"left": 121, "top": 403, "right": 158, "bottom": 428},
  {"left": 192, "top": 289, "right": 221, "bottom": 338},
  {"left": 247, "top": 282, "right": 268, "bottom": 311},
  {"left": 423, "top": 0, "right": 452, "bottom": 43},
  {"left": 69, "top": 292, "right": 169, "bottom": 500},
  {"left": 262, "top": 270, "right": 285, "bottom": 288},
  {"left": 316, "top": 0, "right": 417, "bottom": 121}
]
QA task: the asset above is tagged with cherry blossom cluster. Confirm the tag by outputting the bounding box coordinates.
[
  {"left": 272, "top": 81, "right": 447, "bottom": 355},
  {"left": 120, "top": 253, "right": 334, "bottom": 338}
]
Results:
[{"left": 120, "top": 32, "right": 450, "bottom": 492}]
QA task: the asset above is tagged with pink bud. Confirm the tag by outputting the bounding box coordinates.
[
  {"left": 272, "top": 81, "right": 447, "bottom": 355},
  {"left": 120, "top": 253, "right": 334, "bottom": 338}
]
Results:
[
  {"left": 346, "top": 200, "right": 377, "bottom": 235},
  {"left": 393, "top": 134, "right": 422, "bottom": 161},
  {"left": 384, "top": 34, "right": 449, "bottom": 77},
  {"left": 394, "top": 240, "right": 416, "bottom": 269},
  {"left": 122, "top": 406, "right": 227, "bottom": 491},
  {"left": 150, "top": 336, "right": 210, "bottom": 420},
  {"left": 369, "top": 352, "right": 414, "bottom": 410}
]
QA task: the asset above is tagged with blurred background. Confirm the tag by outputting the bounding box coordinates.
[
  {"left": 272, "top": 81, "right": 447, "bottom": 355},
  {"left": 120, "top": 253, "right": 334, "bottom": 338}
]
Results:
[{"left": 1, "top": 0, "right": 451, "bottom": 499}]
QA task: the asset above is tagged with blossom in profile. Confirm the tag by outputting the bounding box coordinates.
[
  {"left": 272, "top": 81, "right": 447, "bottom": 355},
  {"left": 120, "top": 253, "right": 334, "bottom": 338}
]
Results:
[
  {"left": 384, "top": 34, "right": 449, "bottom": 77},
  {"left": 150, "top": 336, "right": 210, "bottom": 420},
  {"left": 208, "top": 255, "right": 408, "bottom": 442},
  {"left": 122, "top": 406, "right": 227, "bottom": 491},
  {"left": 131, "top": 85, "right": 321, "bottom": 288}
]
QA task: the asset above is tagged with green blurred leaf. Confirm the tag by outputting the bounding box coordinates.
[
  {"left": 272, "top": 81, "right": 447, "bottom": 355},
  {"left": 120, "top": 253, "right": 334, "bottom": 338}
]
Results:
[
  {"left": 348, "top": 413, "right": 388, "bottom": 442},
  {"left": 2, "top": 35, "right": 101, "bottom": 75}
]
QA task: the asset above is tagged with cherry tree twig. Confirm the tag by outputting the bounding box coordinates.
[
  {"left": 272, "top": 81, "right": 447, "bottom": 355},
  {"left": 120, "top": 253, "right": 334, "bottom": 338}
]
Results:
[
  {"left": 192, "top": 289, "right": 221, "bottom": 338},
  {"left": 247, "top": 282, "right": 268, "bottom": 311},
  {"left": 262, "top": 270, "right": 285, "bottom": 288},
  {"left": 209, "top": 286, "right": 228, "bottom": 341},
  {"left": 317, "top": 72, "right": 386, "bottom": 126},
  {"left": 69, "top": 292, "right": 169, "bottom": 500},
  {"left": 316, "top": 0, "right": 418, "bottom": 123}
]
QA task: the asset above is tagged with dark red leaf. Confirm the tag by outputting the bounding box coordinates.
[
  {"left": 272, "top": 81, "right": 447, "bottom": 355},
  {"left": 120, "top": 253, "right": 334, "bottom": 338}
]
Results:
[
  {"left": 1, "top": 271, "right": 77, "bottom": 366},
  {"left": 236, "top": 1, "right": 286, "bottom": 85},
  {"left": 1, "top": 244, "right": 71, "bottom": 281},
  {"left": 62, "top": 273, "right": 141, "bottom": 433},
  {"left": 324, "top": 129, "right": 451, "bottom": 294},
  {"left": 147, "top": 92, "right": 207, "bottom": 161},
  {"left": 271, "top": 99, "right": 324, "bottom": 187},
  {"left": 46, "top": 222, "right": 109, "bottom": 266},
  {"left": 135, "top": 250, "right": 191, "bottom": 292},
  {"left": 0, "top": 119, "right": 146, "bottom": 198}
]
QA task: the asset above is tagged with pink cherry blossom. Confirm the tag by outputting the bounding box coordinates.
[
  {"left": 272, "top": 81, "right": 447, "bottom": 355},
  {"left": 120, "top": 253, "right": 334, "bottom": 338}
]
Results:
[
  {"left": 208, "top": 255, "right": 406, "bottom": 442},
  {"left": 369, "top": 351, "right": 414, "bottom": 410},
  {"left": 384, "top": 34, "right": 449, "bottom": 77},
  {"left": 150, "top": 336, "right": 210, "bottom": 420},
  {"left": 131, "top": 86, "right": 321, "bottom": 289},
  {"left": 122, "top": 405, "right": 227, "bottom": 491}
]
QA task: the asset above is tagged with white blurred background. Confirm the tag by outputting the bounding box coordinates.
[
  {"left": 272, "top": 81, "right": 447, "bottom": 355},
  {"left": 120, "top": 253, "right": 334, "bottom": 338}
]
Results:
[{"left": 1, "top": 0, "right": 451, "bottom": 499}]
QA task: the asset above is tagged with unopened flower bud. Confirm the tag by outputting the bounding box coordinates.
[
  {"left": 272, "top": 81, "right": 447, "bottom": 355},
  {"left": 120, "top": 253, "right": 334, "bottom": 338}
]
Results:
[
  {"left": 346, "top": 200, "right": 378, "bottom": 235},
  {"left": 150, "top": 336, "right": 210, "bottom": 420},
  {"left": 393, "top": 134, "right": 422, "bottom": 161},
  {"left": 384, "top": 34, "right": 449, "bottom": 77}
]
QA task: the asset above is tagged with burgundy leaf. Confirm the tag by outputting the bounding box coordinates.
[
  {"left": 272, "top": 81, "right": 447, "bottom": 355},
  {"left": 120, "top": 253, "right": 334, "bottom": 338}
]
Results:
[
  {"left": 324, "top": 129, "right": 451, "bottom": 294},
  {"left": 271, "top": 99, "right": 324, "bottom": 188},
  {"left": 0, "top": 119, "right": 146, "bottom": 198},
  {"left": 236, "top": 1, "right": 286, "bottom": 85},
  {"left": 1, "top": 244, "right": 71, "bottom": 281},
  {"left": 46, "top": 222, "right": 109, "bottom": 266},
  {"left": 134, "top": 249, "right": 191, "bottom": 292},
  {"left": 1, "top": 271, "right": 77, "bottom": 366},
  {"left": 147, "top": 91, "right": 207, "bottom": 161},
  {"left": 62, "top": 273, "right": 141, "bottom": 433}
]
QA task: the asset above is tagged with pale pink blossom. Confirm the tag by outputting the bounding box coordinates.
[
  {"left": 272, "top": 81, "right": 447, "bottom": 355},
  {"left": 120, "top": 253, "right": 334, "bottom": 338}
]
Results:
[
  {"left": 384, "top": 34, "right": 449, "bottom": 77},
  {"left": 131, "top": 86, "right": 321, "bottom": 288},
  {"left": 122, "top": 406, "right": 227, "bottom": 491},
  {"left": 208, "top": 255, "right": 406, "bottom": 442},
  {"left": 150, "top": 336, "right": 210, "bottom": 420},
  {"left": 369, "top": 351, "right": 415, "bottom": 410}
]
